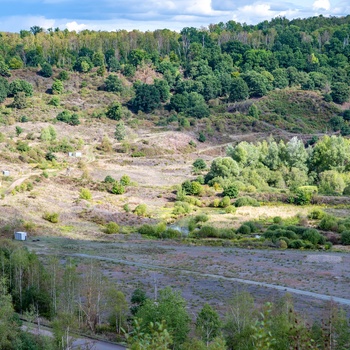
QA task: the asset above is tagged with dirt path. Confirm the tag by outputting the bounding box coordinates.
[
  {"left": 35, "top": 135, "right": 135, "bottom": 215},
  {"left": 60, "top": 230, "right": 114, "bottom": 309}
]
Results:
[
  {"left": 5, "top": 172, "right": 41, "bottom": 194},
  {"left": 70, "top": 253, "right": 350, "bottom": 307}
]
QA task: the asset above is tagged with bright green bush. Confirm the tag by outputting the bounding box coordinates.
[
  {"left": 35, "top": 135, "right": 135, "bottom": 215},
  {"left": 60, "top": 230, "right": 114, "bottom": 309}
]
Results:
[
  {"left": 173, "top": 201, "right": 192, "bottom": 215},
  {"left": 43, "top": 212, "right": 59, "bottom": 223},
  {"left": 79, "top": 188, "right": 92, "bottom": 200},
  {"left": 308, "top": 209, "right": 325, "bottom": 220},
  {"left": 219, "top": 196, "right": 231, "bottom": 208},
  {"left": 105, "top": 221, "right": 120, "bottom": 234},
  {"left": 111, "top": 182, "right": 125, "bottom": 194},
  {"left": 134, "top": 204, "right": 147, "bottom": 217},
  {"left": 120, "top": 175, "right": 131, "bottom": 186}
]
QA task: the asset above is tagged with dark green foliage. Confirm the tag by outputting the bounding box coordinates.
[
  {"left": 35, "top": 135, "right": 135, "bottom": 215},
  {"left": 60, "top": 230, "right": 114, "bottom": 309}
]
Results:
[
  {"left": 302, "top": 229, "right": 325, "bottom": 245},
  {"left": 106, "top": 102, "right": 123, "bottom": 120},
  {"left": 104, "top": 175, "right": 115, "bottom": 183},
  {"left": 0, "top": 77, "right": 9, "bottom": 103},
  {"left": 341, "top": 231, "right": 350, "bottom": 245},
  {"left": 331, "top": 82, "right": 350, "bottom": 104},
  {"left": 237, "top": 224, "right": 251, "bottom": 234},
  {"left": 58, "top": 70, "right": 69, "bottom": 81},
  {"left": 192, "top": 158, "right": 207, "bottom": 171},
  {"left": 73, "top": 56, "right": 93, "bottom": 72},
  {"left": 0, "top": 60, "right": 11, "bottom": 77},
  {"left": 131, "top": 83, "right": 160, "bottom": 113},
  {"left": 242, "top": 71, "right": 271, "bottom": 97},
  {"left": 8, "top": 79, "right": 33, "bottom": 97},
  {"left": 288, "top": 239, "right": 305, "bottom": 249},
  {"left": 56, "top": 110, "right": 80, "bottom": 125},
  {"left": 105, "top": 74, "right": 123, "bottom": 92},
  {"left": 40, "top": 62, "right": 53, "bottom": 77},
  {"left": 130, "top": 288, "right": 148, "bottom": 315},
  {"left": 154, "top": 79, "right": 170, "bottom": 102},
  {"left": 169, "top": 92, "right": 210, "bottom": 118},
  {"left": 222, "top": 184, "right": 239, "bottom": 198},
  {"left": 228, "top": 77, "right": 249, "bottom": 102},
  {"left": 198, "top": 132, "right": 206, "bottom": 142},
  {"left": 122, "top": 64, "right": 136, "bottom": 77},
  {"left": 318, "top": 215, "right": 339, "bottom": 232}
]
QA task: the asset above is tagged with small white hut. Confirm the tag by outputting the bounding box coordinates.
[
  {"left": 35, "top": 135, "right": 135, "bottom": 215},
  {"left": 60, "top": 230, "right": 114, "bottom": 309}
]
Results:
[
  {"left": 68, "top": 152, "right": 82, "bottom": 158},
  {"left": 14, "top": 231, "right": 27, "bottom": 241},
  {"left": 2, "top": 170, "right": 10, "bottom": 176}
]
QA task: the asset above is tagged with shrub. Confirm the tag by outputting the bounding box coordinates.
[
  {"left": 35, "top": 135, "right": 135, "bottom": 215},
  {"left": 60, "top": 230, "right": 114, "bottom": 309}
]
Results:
[
  {"left": 111, "top": 182, "right": 125, "bottom": 194},
  {"left": 308, "top": 209, "right": 325, "bottom": 220},
  {"left": 173, "top": 201, "right": 192, "bottom": 215},
  {"left": 219, "top": 196, "right": 231, "bottom": 208},
  {"left": 40, "top": 62, "right": 53, "bottom": 77},
  {"left": 222, "top": 184, "right": 239, "bottom": 199},
  {"left": 234, "top": 196, "right": 260, "bottom": 207},
  {"left": 120, "top": 175, "right": 131, "bottom": 186},
  {"left": 190, "top": 181, "right": 203, "bottom": 195},
  {"left": 79, "top": 188, "right": 92, "bottom": 200},
  {"left": 139, "top": 224, "right": 156, "bottom": 236},
  {"left": 341, "top": 230, "right": 350, "bottom": 245},
  {"left": 52, "top": 79, "right": 64, "bottom": 94},
  {"left": 194, "top": 214, "right": 209, "bottom": 223},
  {"left": 104, "top": 222, "right": 120, "bottom": 234},
  {"left": 49, "top": 96, "right": 60, "bottom": 106},
  {"left": 212, "top": 199, "right": 220, "bottom": 207},
  {"left": 225, "top": 205, "right": 236, "bottom": 214},
  {"left": 58, "top": 70, "right": 69, "bottom": 81},
  {"left": 196, "top": 225, "right": 218, "bottom": 238},
  {"left": 43, "top": 212, "right": 59, "bottom": 223},
  {"left": 279, "top": 239, "right": 288, "bottom": 249},
  {"left": 319, "top": 215, "right": 338, "bottom": 232},
  {"left": 134, "top": 204, "right": 147, "bottom": 217},
  {"left": 192, "top": 158, "right": 206, "bottom": 171},
  {"left": 288, "top": 239, "right": 305, "bottom": 249},
  {"left": 237, "top": 224, "right": 251, "bottom": 234},
  {"left": 273, "top": 216, "right": 283, "bottom": 224},
  {"left": 244, "top": 221, "right": 258, "bottom": 233},
  {"left": 104, "top": 175, "right": 115, "bottom": 183},
  {"left": 292, "top": 186, "right": 318, "bottom": 205},
  {"left": 302, "top": 229, "right": 325, "bottom": 245}
]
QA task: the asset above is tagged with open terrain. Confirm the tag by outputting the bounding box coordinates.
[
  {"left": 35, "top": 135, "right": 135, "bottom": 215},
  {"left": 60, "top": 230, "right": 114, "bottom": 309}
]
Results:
[{"left": 24, "top": 234, "right": 350, "bottom": 322}]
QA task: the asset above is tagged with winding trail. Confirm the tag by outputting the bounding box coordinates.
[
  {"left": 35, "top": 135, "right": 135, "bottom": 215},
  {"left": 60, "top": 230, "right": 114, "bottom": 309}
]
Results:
[{"left": 71, "top": 253, "right": 350, "bottom": 307}]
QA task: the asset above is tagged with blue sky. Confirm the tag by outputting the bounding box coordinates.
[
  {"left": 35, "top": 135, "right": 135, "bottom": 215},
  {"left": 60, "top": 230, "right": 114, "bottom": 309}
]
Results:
[{"left": 0, "top": 0, "right": 349, "bottom": 32}]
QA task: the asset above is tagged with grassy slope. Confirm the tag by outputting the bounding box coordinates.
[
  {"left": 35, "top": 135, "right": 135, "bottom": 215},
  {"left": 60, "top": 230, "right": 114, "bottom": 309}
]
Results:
[{"left": 0, "top": 68, "right": 343, "bottom": 238}]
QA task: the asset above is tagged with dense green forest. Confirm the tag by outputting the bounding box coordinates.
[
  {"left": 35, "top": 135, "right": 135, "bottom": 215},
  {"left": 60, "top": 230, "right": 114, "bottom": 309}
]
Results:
[{"left": 0, "top": 15, "right": 350, "bottom": 120}]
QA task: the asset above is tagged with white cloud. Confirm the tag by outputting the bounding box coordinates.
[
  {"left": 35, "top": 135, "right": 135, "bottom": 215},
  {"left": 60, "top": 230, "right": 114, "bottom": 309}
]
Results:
[
  {"left": 232, "top": 3, "right": 300, "bottom": 24},
  {"left": 313, "top": 0, "right": 330, "bottom": 11},
  {"left": 0, "top": 16, "right": 56, "bottom": 32},
  {"left": 66, "top": 21, "right": 87, "bottom": 32}
]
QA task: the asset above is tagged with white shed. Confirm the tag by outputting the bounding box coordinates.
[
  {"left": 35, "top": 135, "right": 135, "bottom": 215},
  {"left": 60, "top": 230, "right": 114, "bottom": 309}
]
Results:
[
  {"left": 68, "top": 152, "right": 82, "bottom": 158},
  {"left": 14, "top": 231, "right": 27, "bottom": 241},
  {"left": 2, "top": 170, "right": 10, "bottom": 176}
]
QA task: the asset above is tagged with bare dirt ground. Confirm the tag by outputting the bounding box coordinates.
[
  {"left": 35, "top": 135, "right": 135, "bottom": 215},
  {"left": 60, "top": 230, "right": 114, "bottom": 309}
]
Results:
[{"left": 25, "top": 236, "right": 350, "bottom": 322}]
